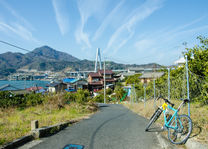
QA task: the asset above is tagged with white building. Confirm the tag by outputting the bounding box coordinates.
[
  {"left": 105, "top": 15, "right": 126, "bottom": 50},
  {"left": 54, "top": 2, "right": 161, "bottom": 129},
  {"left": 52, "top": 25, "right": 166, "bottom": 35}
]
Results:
[{"left": 174, "top": 57, "right": 185, "bottom": 67}]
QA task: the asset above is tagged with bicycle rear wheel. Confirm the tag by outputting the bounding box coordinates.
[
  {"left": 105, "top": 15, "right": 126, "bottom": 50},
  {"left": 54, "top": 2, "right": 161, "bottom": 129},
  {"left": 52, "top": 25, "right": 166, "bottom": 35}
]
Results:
[
  {"left": 145, "top": 108, "right": 162, "bottom": 131},
  {"left": 168, "top": 114, "right": 192, "bottom": 144}
]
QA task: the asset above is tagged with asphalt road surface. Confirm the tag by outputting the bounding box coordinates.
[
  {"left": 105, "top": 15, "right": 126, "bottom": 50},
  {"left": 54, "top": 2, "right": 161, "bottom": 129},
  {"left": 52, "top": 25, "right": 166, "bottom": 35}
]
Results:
[{"left": 24, "top": 104, "right": 165, "bottom": 149}]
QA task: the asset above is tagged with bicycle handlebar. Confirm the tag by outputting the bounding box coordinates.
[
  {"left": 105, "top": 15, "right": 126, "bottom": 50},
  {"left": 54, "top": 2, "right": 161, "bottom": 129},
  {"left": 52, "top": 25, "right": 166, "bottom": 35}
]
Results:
[{"left": 156, "top": 96, "right": 175, "bottom": 107}]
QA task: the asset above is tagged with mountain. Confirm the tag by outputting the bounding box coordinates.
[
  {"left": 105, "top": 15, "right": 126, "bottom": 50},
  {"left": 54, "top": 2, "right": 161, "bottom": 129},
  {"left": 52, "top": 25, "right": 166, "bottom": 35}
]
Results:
[
  {"left": 0, "top": 45, "right": 162, "bottom": 78},
  {"left": 0, "top": 46, "right": 79, "bottom": 78},
  {"left": 25, "top": 46, "right": 79, "bottom": 62},
  {"left": 0, "top": 52, "right": 32, "bottom": 77}
]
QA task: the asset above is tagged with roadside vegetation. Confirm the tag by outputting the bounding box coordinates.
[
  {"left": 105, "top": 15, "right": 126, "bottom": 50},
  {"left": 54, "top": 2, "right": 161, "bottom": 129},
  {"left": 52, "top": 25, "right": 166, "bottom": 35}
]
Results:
[
  {"left": 0, "top": 90, "right": 98, "bottom": 146},
  {"left": 122, "top": 36, "right": 208, "bottom": 144},
  {"left": 124, "top": 99, "right": 208, "bottom": 144}
]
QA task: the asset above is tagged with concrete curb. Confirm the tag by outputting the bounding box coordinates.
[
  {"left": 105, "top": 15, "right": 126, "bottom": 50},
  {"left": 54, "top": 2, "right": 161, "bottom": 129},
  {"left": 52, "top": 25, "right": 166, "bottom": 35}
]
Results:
[
  {"left": 0, "top": 118, "right": 86, "bottom": 149},
  {"left": 185, "top": 138, "right": 208, "bottom": 149},
  {"left": 0, "top": 135, "right": 34, "bottom": 149},
  {"left": 156, "top": 132, "right": 178, "bottom": 149},
  {"left": 152, "top": 123, "right": 208, "bottom": 149},
  {"left": 31, "top": 119, "right": 80, "bottom": 138}
]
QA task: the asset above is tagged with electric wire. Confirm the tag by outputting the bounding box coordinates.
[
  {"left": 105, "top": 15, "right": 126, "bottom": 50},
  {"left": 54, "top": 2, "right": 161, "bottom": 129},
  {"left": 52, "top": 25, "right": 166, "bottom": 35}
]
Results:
[{"left": 0, "top": 40, "right": 31, "bottom": 52}]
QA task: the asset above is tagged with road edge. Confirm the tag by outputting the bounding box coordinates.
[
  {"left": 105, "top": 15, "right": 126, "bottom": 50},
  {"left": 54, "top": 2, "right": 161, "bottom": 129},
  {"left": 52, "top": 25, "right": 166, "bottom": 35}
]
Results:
[{"left": 0, "top": 116, "right": 91, "bottom": 149}]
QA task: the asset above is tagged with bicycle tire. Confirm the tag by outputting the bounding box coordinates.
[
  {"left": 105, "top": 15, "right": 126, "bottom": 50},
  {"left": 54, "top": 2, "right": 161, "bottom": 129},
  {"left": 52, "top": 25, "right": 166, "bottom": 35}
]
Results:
[
  {"left": 145, "top": 108, "right": 162, "bottom": 131},
  {"left": 168, "top": 114, "right": 192, "bottom": 144}
]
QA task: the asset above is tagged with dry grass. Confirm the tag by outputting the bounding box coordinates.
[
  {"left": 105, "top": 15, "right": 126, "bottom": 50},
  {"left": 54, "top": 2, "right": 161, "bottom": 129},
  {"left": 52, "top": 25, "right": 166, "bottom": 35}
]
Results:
[
  {"left": 124, "top": 99, "right": 208, "bottom": 144},
  {"left": 0, "top": 102, "right": 97, "bottom": 145}
]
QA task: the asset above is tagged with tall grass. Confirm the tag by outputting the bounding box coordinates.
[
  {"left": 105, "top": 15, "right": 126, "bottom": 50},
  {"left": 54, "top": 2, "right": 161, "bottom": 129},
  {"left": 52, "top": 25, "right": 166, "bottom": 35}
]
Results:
[{"left": 0, "top": 93, "right": 97, "bottom": 146}]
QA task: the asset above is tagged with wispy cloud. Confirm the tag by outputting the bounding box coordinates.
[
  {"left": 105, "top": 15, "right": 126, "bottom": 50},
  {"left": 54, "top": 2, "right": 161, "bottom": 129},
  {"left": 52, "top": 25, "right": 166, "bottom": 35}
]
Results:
[
  {"left": 104, "top": 0, "right": 164, "bottom": 55},
  {"left": 75, "top": 25, "right": 91, "bottom": 49},
  {"left": 0, "top": 0, "right": 40, "bottom": 43},
  {"left": 0, "top": 22, "right": 38, "bottom": 42},
  {"left": 92, "top": 0, "right": 125, "bottom": 41},
  {"left": 52, "top": 0, "right": 69, "bottom": 35},
  {"left": 133, "top": 16, "right": 208, "bottom": 64},
  {"left": 75, "top": 0, "right": 107, "bottom": 49},
  {"left": 0, "top": 0, "right": 35, "bottom": 31},
  {"left": 134, "top": 16, "right": 208, "bottom": 49}
]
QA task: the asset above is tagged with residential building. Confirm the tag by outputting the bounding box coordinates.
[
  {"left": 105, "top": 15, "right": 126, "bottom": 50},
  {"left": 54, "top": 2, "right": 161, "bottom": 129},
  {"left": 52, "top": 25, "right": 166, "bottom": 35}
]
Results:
[
  {"left": 88, "top": 70, "right": 116, "bottom": 91},
  {"left": 26, "top": 86, "right": 46, "bottom": 93},
  {"left": 128, "top": 67, "right": 161, "bottom": 74},
  {"left": 47, "top": 82, "right": 67, "bottom": 93},
  {"left": 139, "top": 72, "right": 164, "bottom": 84},
  {"left": 0, "top": 84, "right": 29, "bottom": 94},
  {"left": 117, "top": 72, "right": 136, "bottom": 80},
  {"left": 71, "top": 78, "right": 88, "bottom": 90},
  {"left": 63, "top": 78, "right": 88, "bottom": 91},
  {"left": 174, "top": 57, "right": 185, "bottom": 67}
]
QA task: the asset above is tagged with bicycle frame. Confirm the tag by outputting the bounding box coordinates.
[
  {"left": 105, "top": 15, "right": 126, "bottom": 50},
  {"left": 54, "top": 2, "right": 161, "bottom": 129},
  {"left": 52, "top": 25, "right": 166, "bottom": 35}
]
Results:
[{"left": 163, "top": 105, "right": 183, "bottom": 130}]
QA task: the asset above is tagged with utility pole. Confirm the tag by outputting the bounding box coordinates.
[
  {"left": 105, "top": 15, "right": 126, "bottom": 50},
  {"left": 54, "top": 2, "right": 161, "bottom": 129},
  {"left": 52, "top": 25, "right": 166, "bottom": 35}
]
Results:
[
  {"left": 153, "top": 79, "right": 156, "bottom": 108},
  {"left": 144, "top": 84, "right": 146, "bottom": 107},
  {"left": 185, "top": 55, "right": 190, "bottom": 117},
  {"left": 153, "top": 64, "right": 156, "bottom": 108},
  {"left": 133, "top": 84, "right": 137, "bottom": 103},
  {"left": 104, "top": 58, "right": 106, "bottom": 104},
  {"left": 168, "top": 67, "right": 170, "bottom": 101}
]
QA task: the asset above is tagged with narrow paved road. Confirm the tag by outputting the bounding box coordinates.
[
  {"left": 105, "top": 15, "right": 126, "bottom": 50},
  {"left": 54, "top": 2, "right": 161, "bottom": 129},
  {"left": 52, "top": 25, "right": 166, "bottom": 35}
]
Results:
[{"left": 28, "top": 104, "right": 163, "bottom": 149}]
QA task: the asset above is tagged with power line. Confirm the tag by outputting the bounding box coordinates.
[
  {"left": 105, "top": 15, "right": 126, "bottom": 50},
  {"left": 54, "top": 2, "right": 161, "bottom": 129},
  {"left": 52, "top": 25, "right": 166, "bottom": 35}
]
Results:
[{"left": 0, "top": 40, "right": 31, "bottom": 52}]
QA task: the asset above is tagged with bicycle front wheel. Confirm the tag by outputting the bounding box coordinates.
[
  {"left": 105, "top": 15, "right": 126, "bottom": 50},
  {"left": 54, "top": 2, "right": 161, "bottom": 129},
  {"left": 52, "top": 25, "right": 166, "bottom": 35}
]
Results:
[
  {"left": 145, "top": 108, "right": 162, "bottom": 131},
  {"left": 168, "top": 114, "right": 192, "bottom": 144}
]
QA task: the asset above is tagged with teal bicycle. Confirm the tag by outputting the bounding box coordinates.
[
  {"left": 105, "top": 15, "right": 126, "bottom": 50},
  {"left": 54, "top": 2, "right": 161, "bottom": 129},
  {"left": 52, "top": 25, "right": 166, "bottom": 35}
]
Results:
[{"left": 145, "top": 97, "right": 192, "bottom": 144}]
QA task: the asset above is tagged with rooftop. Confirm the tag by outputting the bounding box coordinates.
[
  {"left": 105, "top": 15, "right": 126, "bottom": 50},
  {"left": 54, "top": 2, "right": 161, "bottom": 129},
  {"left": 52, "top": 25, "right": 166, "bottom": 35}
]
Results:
[
  {"left": 174, "top": 57, "right": 185, "bottom": 65},
  {"left": 98, "top": 70, "right": 114, "bottom": 75},
  {"left": 88, "top": 72, "right": 102, "bottom": 77},
  {"left": 139, "top": 72, "right": 164, "bottom": 79},
  {"left": 63, "top": 78, "right": 76, "bottom": 83}
]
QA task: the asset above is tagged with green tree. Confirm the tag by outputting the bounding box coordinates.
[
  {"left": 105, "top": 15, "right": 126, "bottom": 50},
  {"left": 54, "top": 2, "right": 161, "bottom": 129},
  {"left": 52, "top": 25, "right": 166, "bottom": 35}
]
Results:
[
  {"left": 114, "top": 86, "right": 126, "bottom": 101},
  {"left": 125, "top": 74, "right": 142, "bottom": 85},
  {"left": 75, "top": 89, "right": 91, "bottom": 103},
  {"left": 186, "top": 36, "right": 208, "bottom": 77},
  {"left": 186, "top": 36, "right": 208, "bottom": 104}
]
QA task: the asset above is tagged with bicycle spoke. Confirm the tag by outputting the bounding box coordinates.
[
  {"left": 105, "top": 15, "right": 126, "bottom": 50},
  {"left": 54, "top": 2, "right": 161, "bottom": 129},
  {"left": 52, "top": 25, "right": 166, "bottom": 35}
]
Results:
[{"left": 168, "top": 115, "right": 192, "bottom": 144}]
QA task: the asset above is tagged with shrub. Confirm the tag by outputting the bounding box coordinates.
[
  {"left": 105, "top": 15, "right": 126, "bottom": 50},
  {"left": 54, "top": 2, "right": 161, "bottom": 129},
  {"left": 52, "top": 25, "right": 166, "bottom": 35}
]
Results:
[
  {"left": 75, "top": 89, "right": 91, "bottom": 103},
  {"left": 25, "top": 93, "right": 43, "bottom": 106},
  {"left": 64, "top": 92, "right": 76, "bottom": 103},
  {"left": 0, "top": 91, "right": 44, "bottom": 108},
  {"left": 114, "top": 86, "right": 126, "bottom": 101}
]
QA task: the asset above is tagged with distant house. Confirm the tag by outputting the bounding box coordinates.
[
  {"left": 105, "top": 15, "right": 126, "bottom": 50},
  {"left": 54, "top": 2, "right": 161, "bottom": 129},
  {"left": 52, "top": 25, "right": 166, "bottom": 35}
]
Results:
[
  {"left": 63, "top": 78, "right": 76, "bottom": 84},
  {"left": 0, "top": 84, "right": 21, "bottom": 91},
  {"left": 174, "top": 57, "right": 185, "bottom": 67},
  {"left": 128, "top": 66, "right": 161, "bottom": 74},
  {"left": 128, "top": 67, "right": 145, "bottom": 73},
  {"left": 88, "top": 72, "right": 102, "bottom": 91},
  {"left": 70, "top": 78, "right": 88, "bottom": 90},
  {"left": 88, "top": 70, "right": 116, "bottom": 91},
  {"left": 26, "top": 86, "right": 43, "bottom": 91},
  {"left": 47, "top": 82, "right": 67, "bottom": 93},
  {"left": 117, "top": 72, "right": 136, "bottom": 80},
  {"left": 26, "top": 86, "right": 45, "bottom": 93},
  {"left": 139, "top": 72, "right": 164, "bottom": 84},
  {"left": 0, "top": 84, "right": 29, "bottom": 94},
  {"left": 63, "top": 78, "right": 88, "bottom": 91}
]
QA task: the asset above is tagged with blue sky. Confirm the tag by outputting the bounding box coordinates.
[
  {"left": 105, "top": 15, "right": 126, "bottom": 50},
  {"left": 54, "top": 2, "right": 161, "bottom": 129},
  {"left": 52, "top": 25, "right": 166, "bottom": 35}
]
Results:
[{"left": 0, "top": 0, "right": 208, "bottom": 65}]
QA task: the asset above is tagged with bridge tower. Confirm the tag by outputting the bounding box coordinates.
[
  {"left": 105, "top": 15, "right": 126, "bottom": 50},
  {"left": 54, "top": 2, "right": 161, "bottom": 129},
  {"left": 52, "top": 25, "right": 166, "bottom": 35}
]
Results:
[{"left": 94, "top": 48, "right": 102, "bottom": 72}]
